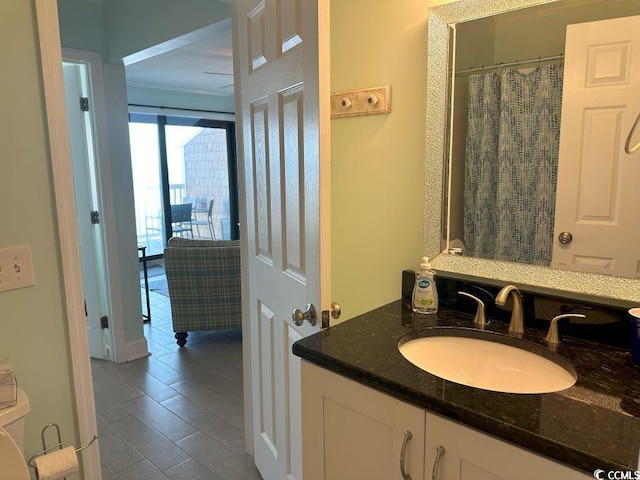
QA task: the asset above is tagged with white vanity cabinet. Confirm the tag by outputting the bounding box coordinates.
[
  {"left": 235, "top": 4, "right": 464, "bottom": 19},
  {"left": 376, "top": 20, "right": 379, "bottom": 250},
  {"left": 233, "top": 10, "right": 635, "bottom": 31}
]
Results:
[
  {"left": 301, "top": 361, "right": 426, "bottom": 480},
  {"left": 301, "top": 361, "right": 591, "bottom": 480},
  {"left": 425, "top": 413, "right": 590, "bottom": 480}
]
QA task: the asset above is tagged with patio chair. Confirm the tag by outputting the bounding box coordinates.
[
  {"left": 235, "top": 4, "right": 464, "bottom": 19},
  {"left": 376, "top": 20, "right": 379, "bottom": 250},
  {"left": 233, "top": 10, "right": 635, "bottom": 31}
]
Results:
[
  {"left": 170, "top": 203, "right": 193, "bottom": 237},
  {"left": 192, "top": 199, "right": 216, "bottom": 239}
]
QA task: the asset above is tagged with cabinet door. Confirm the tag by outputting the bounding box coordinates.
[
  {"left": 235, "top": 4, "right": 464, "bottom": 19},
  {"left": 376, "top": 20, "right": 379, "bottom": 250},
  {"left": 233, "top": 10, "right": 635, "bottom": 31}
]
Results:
[
  {"left": 301, "top": 361, "right": 425, "bottom": 480},
  {"left": 425, "top": 413, "right": 590, "bottom": 480}
]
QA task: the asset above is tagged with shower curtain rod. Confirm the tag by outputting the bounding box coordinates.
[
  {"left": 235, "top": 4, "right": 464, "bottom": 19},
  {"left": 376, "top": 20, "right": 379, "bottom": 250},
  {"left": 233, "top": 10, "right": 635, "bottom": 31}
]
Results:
[{"left": 456, "top": 53, "right": 564, "bottom": 75}]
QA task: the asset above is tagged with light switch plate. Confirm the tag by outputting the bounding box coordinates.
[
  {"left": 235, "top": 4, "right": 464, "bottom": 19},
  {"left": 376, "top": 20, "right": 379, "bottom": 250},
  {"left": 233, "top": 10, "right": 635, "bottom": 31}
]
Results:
[
  {"left": 330, "top": 85, "right": 391, "bottom": 118},
  {"left": 0, "top": 245, "right": 35, "bottom": 293}
]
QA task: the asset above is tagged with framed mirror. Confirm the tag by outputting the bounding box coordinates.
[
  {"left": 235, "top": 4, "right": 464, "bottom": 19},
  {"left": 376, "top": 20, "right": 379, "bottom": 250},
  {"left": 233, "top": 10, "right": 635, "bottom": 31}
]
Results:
[{"left": 424, "top": 0, "right": 640, "bottom": 305}]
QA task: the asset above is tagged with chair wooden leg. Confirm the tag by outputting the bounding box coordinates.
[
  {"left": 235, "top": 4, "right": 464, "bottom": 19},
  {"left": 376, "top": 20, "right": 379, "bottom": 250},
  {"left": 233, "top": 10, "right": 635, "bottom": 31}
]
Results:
[{"left": 175, "top": 332, "right": 188, "bottom": 347}]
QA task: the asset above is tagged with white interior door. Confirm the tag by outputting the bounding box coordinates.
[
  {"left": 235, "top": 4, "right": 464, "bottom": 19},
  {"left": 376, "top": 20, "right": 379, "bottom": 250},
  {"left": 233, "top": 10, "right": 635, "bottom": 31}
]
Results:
[
  {"left": 234, "top": 1, "right": 330, "bottom": 479},
  {"left": 552, "top": 16, "right": 640, "bottom": 278},
  {"left": 63, "top": 62, "right": 113, "bottom": 360}
]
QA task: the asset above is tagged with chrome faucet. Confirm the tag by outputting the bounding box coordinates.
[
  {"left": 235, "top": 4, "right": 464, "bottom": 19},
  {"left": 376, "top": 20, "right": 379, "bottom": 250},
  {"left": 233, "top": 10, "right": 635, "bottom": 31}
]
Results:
[
  {"left": 458, "top": 291, "right": 487, "bottom": 328},
  {"left": 545, "top": 313, "right": 585, "bottom": 347},
  {"left": 495, "top": 285, "right": 524, "bottom": 336}
]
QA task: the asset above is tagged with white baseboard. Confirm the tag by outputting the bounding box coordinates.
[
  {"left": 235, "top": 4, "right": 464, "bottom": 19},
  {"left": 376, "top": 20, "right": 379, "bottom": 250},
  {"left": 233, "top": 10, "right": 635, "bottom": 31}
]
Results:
[{"left": 126, "top": 337, "right": 150, "bottom": 361}]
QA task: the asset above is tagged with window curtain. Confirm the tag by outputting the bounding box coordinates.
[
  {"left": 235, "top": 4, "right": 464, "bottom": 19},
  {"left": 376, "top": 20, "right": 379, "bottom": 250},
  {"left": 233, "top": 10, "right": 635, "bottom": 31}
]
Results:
[{"left": 463, "top": 64, "right": 564, "bottom": 266}]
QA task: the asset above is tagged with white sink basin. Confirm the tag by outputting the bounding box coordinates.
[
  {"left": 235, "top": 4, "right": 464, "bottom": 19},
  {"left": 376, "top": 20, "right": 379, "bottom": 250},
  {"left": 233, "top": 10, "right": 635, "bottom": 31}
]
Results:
[{"left": 399, "top": 329, "right": 577, "bottom": 394}]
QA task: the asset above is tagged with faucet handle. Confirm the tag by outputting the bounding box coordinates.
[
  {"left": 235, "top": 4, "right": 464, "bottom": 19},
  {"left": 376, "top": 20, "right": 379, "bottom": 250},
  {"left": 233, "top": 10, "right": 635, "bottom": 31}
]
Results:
[
  {"left": 545, "top": 313, "right": 586, "bottom": 346},
  {"left": 458, "top": 291, "right": 487, "bottom": 327},
  {"left": 495, "top": 285, "right": 525, "bottom": 336}
]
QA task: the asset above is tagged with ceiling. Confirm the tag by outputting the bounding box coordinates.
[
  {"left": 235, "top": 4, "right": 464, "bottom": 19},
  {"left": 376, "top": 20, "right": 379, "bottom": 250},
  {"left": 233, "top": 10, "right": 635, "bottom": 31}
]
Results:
[{"left": 124, "top": 18, "right": 234, "bottom": 99}]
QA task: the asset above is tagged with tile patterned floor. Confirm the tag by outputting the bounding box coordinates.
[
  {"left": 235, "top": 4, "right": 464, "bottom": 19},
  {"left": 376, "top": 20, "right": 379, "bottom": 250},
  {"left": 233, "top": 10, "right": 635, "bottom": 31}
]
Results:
[{"left": 92, "top": 288, "right": 262, "bottom": 480}]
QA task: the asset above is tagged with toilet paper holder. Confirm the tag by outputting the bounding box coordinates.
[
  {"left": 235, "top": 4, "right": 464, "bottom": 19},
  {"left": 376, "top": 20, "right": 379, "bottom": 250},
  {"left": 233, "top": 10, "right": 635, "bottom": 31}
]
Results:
[{"left": 27, "top": 423, "right": 98, "bottom": 468}]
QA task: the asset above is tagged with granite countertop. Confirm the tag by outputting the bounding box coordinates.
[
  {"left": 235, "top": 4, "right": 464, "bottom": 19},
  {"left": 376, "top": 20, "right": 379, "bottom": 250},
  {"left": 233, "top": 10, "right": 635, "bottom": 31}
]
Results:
[{"left": 292, "top": 300, "right": 640, "bottom": 474}]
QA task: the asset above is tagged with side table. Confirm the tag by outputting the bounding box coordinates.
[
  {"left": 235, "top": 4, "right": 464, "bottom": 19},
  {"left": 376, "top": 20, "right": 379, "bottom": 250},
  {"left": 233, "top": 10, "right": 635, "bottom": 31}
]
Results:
[{"left": 138, "top": 245, "right": 151, "bottom": 322}]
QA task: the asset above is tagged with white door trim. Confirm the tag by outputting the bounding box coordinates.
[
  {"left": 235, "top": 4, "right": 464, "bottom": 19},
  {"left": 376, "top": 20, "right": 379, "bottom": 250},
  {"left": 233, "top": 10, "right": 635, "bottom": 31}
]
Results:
[
  {"left": 62, "top": 47, "right": 128, "bottom": 364},
  {"left": 230, "top": 1, "right": 254, "bottom": 457},
  {"left": 34, "top": 1, "right": 101, "bottom": 478}
]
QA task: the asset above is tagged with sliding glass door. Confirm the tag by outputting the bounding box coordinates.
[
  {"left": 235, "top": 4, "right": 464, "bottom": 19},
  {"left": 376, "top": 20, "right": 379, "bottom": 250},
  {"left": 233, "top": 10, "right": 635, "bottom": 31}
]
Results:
[{"left": 130, "top": 113, "right": 239, "bottom": 257}]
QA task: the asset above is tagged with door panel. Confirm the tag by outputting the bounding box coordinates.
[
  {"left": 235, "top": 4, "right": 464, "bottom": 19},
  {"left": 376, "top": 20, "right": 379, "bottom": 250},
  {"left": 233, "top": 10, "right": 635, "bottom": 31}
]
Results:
[
  {"left": 278, "top": 0, "right": 303, "bottom": 54},
  {"left": 234, "top": 1, "right": 329, "bottom": 479},
  {"left": 576, "top": 108, "right": 621, "bottom": 221},
  {"left": 257, "top": 300, "right": 277, "bottom": 453},
  {"left": 248, "top": 3, "right": 268, "bottom": 72},
  {"left": 280, "top": 86, "right": 305, "bottom": 279},
  {"left": 251, "top": 100, "right": 273, "bottom": 260},
  {"left": 552, "top": 16, "right": 640, "bottom": 278}
]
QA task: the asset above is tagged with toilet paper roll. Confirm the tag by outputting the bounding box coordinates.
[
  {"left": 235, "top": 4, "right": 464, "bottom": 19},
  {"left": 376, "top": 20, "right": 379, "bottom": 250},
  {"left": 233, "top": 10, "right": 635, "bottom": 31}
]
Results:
[{"left": 34, "top": 446, "right": 78, "bottom": 480}]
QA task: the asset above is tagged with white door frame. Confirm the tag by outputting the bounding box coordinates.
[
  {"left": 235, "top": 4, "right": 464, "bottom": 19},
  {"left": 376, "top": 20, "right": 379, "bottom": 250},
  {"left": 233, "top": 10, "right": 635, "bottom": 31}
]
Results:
[
  {"left": 62, "top": 48, "right": 127, "bottom": 364},
  {"left": 35, "top": 1, "right": 101, "bottom": 478},
  {"left": 231, "top": 14, "right": 255, "bottom": 458}
]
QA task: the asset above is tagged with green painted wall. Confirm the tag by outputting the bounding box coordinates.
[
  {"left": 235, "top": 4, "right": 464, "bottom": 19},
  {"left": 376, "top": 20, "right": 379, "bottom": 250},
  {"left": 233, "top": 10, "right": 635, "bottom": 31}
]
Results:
[
  {"left": 0, "top": 0, "right": 79, "bottom": 472},
  {"left": 102, "top": 0, "right": 230, "bottom": 63},
  {"left": 330, "top": 0, "right": 454, "bottom": 322},
  {"left": 56, "top": 0, "right": 105, "bottom": 52}
]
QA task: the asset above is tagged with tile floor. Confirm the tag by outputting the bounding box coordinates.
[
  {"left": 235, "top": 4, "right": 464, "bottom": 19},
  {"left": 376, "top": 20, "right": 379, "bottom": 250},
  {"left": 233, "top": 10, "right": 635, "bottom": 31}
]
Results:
[{"left": 92, "top": 286, "right": 262, "bottom": 480}]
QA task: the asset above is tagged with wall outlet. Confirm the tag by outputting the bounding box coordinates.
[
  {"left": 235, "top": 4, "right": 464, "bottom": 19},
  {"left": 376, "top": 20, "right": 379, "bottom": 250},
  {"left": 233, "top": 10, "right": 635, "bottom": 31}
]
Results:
[{"left": 0, "top": 245, "right": 35, "bottom": 293}]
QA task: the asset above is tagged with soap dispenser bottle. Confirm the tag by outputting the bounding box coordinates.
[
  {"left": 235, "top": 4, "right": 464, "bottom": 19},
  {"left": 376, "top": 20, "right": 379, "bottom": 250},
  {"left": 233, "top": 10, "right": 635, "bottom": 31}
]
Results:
[{"left": 412, "top": 257, "right": 438, "bottom": 314}]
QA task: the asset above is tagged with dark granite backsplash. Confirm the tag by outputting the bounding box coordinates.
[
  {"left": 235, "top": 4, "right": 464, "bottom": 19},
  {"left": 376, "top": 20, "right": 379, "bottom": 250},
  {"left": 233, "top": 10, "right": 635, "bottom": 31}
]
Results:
[{"left": 429, "top": 273, "right": 633, "bottom": 349}]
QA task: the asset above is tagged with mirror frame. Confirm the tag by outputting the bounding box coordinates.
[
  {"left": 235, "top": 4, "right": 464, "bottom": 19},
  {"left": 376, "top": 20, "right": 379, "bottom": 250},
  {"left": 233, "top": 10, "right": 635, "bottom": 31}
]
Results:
[{"left": 424, "top": 0, "right": 639, "bottom": 306}]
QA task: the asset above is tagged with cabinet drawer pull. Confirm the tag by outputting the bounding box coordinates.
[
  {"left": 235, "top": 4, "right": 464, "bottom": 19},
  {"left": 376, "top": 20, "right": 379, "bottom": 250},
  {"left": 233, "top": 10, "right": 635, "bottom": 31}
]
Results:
[
  {"left": 431, "top": 445, "right": 446, "bottom": 480},
  {"left": 400, "top": 430, "right": 412, "bottom": 480}
]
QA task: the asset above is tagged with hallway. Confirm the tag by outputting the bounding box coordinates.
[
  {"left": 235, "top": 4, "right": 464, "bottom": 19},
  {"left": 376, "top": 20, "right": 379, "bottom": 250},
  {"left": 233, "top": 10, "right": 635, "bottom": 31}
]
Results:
[{"left": 92, "top": 288, "right": 261, "bottom": 479}]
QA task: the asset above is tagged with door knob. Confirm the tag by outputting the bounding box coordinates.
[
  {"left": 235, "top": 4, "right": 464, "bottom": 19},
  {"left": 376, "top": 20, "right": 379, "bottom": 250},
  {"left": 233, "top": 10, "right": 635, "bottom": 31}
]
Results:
[
  {"left": 558, "top": 232, "right": 573, "bottom": 245},
  {"left": 292, "top": 304, "right": 316, "bottom": 326},
  {"left": 330, "top": 302, "right": 341, "bottom": 319}
]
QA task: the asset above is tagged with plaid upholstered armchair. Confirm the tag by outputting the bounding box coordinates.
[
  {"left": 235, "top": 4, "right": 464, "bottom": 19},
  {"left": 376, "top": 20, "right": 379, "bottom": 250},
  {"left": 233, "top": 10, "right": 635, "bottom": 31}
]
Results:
[{"left": 164, "top": 237, "right": 242, "bottom": 346}]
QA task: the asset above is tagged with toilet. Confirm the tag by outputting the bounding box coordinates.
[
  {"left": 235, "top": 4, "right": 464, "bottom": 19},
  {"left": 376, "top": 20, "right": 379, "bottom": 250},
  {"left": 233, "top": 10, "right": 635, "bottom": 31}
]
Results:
[{"left": 0, "top": 388, "right": 31, "bottom": 479}]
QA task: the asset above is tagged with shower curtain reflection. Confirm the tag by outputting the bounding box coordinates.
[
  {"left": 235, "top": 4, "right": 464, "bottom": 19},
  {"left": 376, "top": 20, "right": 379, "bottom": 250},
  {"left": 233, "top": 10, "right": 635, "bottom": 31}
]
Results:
[{"left": 464, "top": 64, "right": 564, "bottom": 266}]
